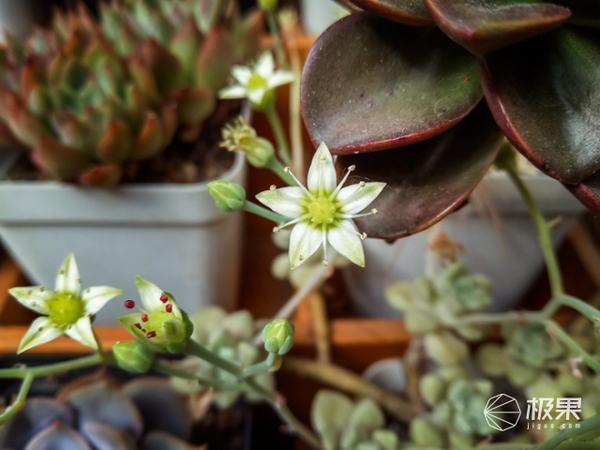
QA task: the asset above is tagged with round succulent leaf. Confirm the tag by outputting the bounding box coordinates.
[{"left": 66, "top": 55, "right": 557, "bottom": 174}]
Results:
[
  {"left": 62, "top": 378, "right": 143, "bottom": 440},
  {"left": 480, "top": 26, "right": 600, "bottom": 185},
  {"left": 0, "top": 399, "right": 74, "bottom": 450},
  {"left": 123, "top": 377, "right": 192, "bottom": 440},
  {"left": 424, "top": 0, "right": 571, "bottom": 55},
  {"left": 81, "top": 422, "right": 136, "bottom": 450},
  {"left": 567, "top": 170, "right": 600, "bottom": 212},
  {"left": 336, "top": 101, "right": 503, "bottom": 240},
  {"left": 311, "top": 390, "right": 353, "bottom": 436},
  {"left": 190, "top": 306, "right": 227, "bottom": 344},
  {"left": 348, "top": 0, "right": 434, "bottom": 25},
  {"left": 23, "top": 421, "right": 91, "bottom": 450},
  {"left": 301, "top": 12, "right": 482, "bottom": 155},
  {"left": 349, "top": 398, "right": 385, "bottom": 430}
]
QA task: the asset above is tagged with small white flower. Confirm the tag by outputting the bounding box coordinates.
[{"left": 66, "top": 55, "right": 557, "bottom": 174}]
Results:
[
  {"left": 219, "top": 51, "right": 295, "bottom": 110},
  {"left": 256, "top": 143, "right": 386, "bottom": 269},
  {"left": 9, "top": 253, "right": 123, "bottom": 353}
]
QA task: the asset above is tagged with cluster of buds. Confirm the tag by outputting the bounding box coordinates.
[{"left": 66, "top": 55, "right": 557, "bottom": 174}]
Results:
[{"left": 0, "top": 0, "right": 264, "bottom": 187}]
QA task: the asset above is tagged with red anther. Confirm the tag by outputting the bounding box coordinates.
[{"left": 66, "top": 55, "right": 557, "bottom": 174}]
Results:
[
  {"left": 166, "top": 304, "right": 173, "bottom": 313},
  {"left": 160, "top": 294, "right": 168, "bottom": 303},
  {"left": 124, "top": 300, "right": 135, "bottom": 309},
  {"left": 142, "top": 314, "right": 148, "bottom": 322},
  {"left": 134, "top": 323, "right": 142, "bottom": 329},
  {"left": 147, "top": 331, "right": 156, "bottom": 338},
  {"left": 142, "top": 329, "right": 146, "bottom": 333}
]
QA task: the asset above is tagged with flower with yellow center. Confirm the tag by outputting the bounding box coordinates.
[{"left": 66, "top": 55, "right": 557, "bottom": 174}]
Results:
[
  {"left": 9, "top": 253, "right": 123, "bottom": 353},
  {"left": 218, "top": 51, "right": 294, "bottom": 110},
  {"left": 256, "top": 143, "right": 386, "bottom": 269}
]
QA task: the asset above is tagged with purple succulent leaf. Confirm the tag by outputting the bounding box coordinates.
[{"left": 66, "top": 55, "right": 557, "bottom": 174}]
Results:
[
  {"left": 81, "top": 422, "right": 137, "bottom": 450},
  {"left": 348, "top": 0, "right": 434, "bottom": 25},
  {"left": 480, "top": 26, "right": 600, "bottom": 185},
  {"left": 61, "top": 378, "right": 144, "bottom": 441},
  {"left": 336, "top": 101, "right": 504, "bottom": 240},
  {"left": 553, "top": 0, "right": 600, "bottom": 27},
  {"left": 424, "top": 0, "right": 571, "bottom": 55},
  {"left": 301, "top": 12, "right": 482, "bottom": 155},
  {"left": 123, "top": 377, "right": 192, "bottom": 441},
  {"left": 0, "top": 399, "right": 74, "bottom": 450},
  {"left": 141, "top": 431, "right": 204, "bottom": 450},
  {"left": 24, "top": 421, "right": 91, "bottom": 450}
]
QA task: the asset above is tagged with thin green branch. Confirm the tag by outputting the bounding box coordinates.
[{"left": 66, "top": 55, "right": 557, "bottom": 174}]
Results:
[
  {"left": 266, "top": 157, "right": 297, "bottom": 186},
  {"left": 0, "top": 373, "right": 34, "bottom": 426},
  {"left": 545, "top": 320, "right": 600, "bottom": 374},
  {"left": 266, "top": 11, "right": 287, "bottom": 69},
  {"left": 243, "top": 200, "right": 288, "bottom": 224},
  {"left": 265, "top": 104, "right": 291, "bottom": 165},
  {"left": 209, "top": 0, "right": 230, "bottom": 28},
  {"left": 0, "top": 353, "right": 105, "bottom": 379},
  {"left": 545, "top": 294, "right": 600, "bottom": 322},
  {"left": 503, "top": 163, "right": 564, "bottom": 296},
  {"left": 535, "top": 414, "right": 600, "bottom": 450}
]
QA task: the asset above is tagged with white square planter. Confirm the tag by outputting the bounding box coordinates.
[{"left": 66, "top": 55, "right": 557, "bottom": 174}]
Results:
[{"left": 0, "top": 151, "right": 246, "bottom": 324}]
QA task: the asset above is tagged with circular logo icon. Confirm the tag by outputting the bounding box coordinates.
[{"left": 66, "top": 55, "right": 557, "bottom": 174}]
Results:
[{"left": 484, "top": 394, "right": 521, "bottom": 432}]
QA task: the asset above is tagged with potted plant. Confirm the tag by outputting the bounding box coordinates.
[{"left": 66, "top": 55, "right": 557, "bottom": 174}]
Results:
[{"left": 0, "top": 0, "right": 264, "bottom": 323}]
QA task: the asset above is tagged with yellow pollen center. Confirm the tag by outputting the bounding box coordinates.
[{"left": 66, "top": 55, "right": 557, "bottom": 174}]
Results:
[
  {"left": 307, "top": 196, "right": 338, "bottom": 226},
  {"left": 48, "top": 294, "right": 83, "bottom": 326},
  {"left": 248, "top": 73, "right": 268, "bottom": 91}
]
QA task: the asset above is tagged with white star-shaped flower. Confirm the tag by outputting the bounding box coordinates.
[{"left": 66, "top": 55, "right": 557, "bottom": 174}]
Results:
[
  {"left": 256, "top": 143, "right": 386, "bottom": 269},
  {"left": 9, "top": 253, "right": 123, "bottom": 353},
  {"left": 219, "top": 51, "right": 294, "bottom": 110}
]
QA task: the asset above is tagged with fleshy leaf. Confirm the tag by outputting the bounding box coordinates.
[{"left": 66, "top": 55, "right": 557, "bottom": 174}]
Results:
[
  {"left": 480, "top": 26, "right": 600, "bottom": 184},
  {"left": 311, "top": 390, "right": 353, "bottom": 440},
  {"left": 568, "top": 171, "right": 600, "bottom": 212},
  {"left": 81, "top": 422, "right": 136, "bottom": 450},
  {"left": 31, "top": 136, "right": 90, "bottom": 180},
  {"left": 141, "top": 430, "right": 203, "bottom": 450},
  {"left": 79, "top": 164, "right": 124, "bottom": 188},
  {"left": 0, "top": 399, "right": 74, "bottom": 449},
  {"left": 195, "top": 26, "right": 236, "bottom": 93},
  {"left": 336, "top": 102, "right": 503, "bottom": 240},
  {"left": 123, "top": 378, "right": 192, "bottom": 440},
  {"left": 553, "top": 0, "right": 600, "bottom": 27},
  {"left": 301, "top": 12, "right": 482, "bottom": 155},
  {"left": 23, "top": 421, "right": 91, "bottom": 450},
  {"left": 424, "top": 0, "right": 571, "bottom": 56},
  {"left": 348, "top": 0, "right": 434, "bottom": 25}
]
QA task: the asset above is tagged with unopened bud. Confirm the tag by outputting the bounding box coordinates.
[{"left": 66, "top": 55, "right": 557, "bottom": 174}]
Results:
[
  {"left": 208, "top": 180, "right": 246, "bottom": 212},
  {"left": 262, "top": 319, "right": 295, "bottom": 355},
  {"left": 258, "top": 0, "right": 278, "bottom": 12},
  {"left": 221, "top": 117, "right": 275, "bottom": 167},
  {"left": 113, "top": 341, "right": 155, "bottom": 373}
]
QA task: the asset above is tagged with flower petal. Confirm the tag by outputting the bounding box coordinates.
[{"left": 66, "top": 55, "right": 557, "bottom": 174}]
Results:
[
  {"left": 267, "top": 71, "right": 295, "bottom": 89},
  {"left": 18, "top": 317, "right": 63, "bottom": 354},
  {"left": 255, "top": 52, "right": 274, "bottom": 78},
  {"left": 327, "top": 220, "right": 365, "bottom": 267},
  {"left": 135, "top": 276, "right": 165, "bottom": 310},
  {"left": 231, "top": 66, "right": 252, "bottom": 85},
  {"left": 118, "top": 313, "right": 146, "bottom": 340},
  {"left": 218, "top": 85, "right": 246, "bottom": 99},
  {"left": 8, "top": 287, "right": 56, "bottom": 315},
  {"left": 289, "top": 222, "right": 322, "bottom": 270},
  {"left": 256, "top": 186, "right": 305, "bottom": 218},
  {"left": 55, "top": 253, "right": 81, "bottom": 296},
  {"left": 307, "top": 142, "right": 337, "bottom": 195},
  {"left": 82, "top": 286, "right": 124, "bottom": 315},
  {"left": 338, "top": 182, "right": 386, "bottom": 215},
  {"left": 248, "top": 88, "right": 266, "bottom": 106},
  {"left": 65, "top": 316, "right": 98, "bottom": 349}
]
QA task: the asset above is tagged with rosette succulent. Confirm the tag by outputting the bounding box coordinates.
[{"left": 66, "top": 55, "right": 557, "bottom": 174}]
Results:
[
  {"left": 301, "top": 0, "right": 600, "bottom": 240},
  {"left": 0, "top": 0, "right": 263, "bottom": 187}
]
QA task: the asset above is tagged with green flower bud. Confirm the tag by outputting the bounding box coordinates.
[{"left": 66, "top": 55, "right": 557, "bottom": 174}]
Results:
[
  {"left": 221, "top": 117, "right": 275, "bottom": 167},
  {"left": 258, "top": 0, "right": 278, "bottom": 12},
  {"left": 113, "top": 341, "right": 155, "bottom": 373},
  {"left": 208, "top": 180, "right": 246, "bottom": 212},
  {"left": 262, "top": 319, "right": 295, "bottom": 355}
]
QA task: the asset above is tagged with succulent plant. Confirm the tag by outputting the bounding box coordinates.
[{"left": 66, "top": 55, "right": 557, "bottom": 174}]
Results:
[
  {"left": 310, "top": 390, "right": 399, "bottom": 450},
  {"left": 0, "top": 371, "right": 198, "bottom": 450},
  {"left": 0, "top": 0, "right": 263, "bottom": 187},
  {"left": 300, "top": 1, "right": 600, "bottom": 240},
  {"left": 170, "top": 306, "right": 274, "bottom": 409}
]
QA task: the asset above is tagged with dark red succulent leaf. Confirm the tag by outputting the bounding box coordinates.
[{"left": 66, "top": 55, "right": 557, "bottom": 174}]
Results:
[
  {"left": 480, "top": 26, "right": 600, "bottom": 185},
  {"left": 568, "top": 171, "right": 600, "bottom": 212},
  {"left": 301, "top": 12, "right": 482, "bottom": 155},
  {"left": 424, "top": 0, "right": 571, "bottom": 55},
  {"left": 348, "top": 0, "right": 434, "bottom": 25},
  {"left": 336, "top": 101, "right": 504, "bottom": 240},
  {"left": 553, "top": 0, "right": 600, "bottom": 28}
]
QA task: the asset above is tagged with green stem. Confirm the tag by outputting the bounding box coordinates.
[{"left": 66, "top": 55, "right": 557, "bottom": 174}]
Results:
[
  {"left": 545, "top": 294, "right": 600, "bottom": 322},
  {"left": 0, "top": 373, "right": 34, "bottom": 426},
  {"left": 151, "top": 360, "right": 245, "bottom": 391},
  {"left": 241, "top": 360, "right": 271, "bottom": 379},
  {"left": 243, "top": 200, "right": 288, "bottom": 224},
  {"left": 185, "top": 339, "right": 243, "bottom": 377},
  {"left": 265, "top": 104, "right": 291, "bottom": 165},
  {"left": 266, "top": 157, "right": 297, "bottom": 186},
  {"left": 0, "top": 353, "right": 106, "bottom": 379},
  {"left": 504, "top": 163, "right": 564, "bottom": 296},
  {"left": 267, "top": 11, "right": 287, "bottom": 69},
  {"left": 535, "top": 414, "right": 600, "bottom": 450},
  {"left": 209, "top": 0, "right": 229, "bottom": 28},
  {"left": 545, "top": 320, "right": 600, "bottom": 374}
]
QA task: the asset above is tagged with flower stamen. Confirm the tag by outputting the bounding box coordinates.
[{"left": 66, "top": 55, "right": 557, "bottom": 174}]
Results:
[{"left": 329, "top": 165, "right": 356, "bottom": 201}]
